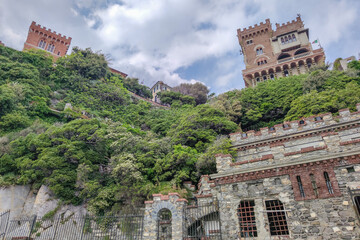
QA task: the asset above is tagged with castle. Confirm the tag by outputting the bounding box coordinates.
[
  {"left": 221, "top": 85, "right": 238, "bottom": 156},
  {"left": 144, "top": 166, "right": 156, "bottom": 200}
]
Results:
[
  {"left": 141, "top": 105, "right": 360, "bottom": 239},
  {"left": 23, "top": 21, "right": 72, "bottom": 60},
  {"left": 238, "top": 15, "right": 326, "bottom": 87}
]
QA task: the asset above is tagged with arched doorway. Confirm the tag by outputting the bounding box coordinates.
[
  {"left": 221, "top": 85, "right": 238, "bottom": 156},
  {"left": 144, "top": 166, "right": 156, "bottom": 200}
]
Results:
[{"left": 157, "top": 208, "right": 172, "bottom": 240}]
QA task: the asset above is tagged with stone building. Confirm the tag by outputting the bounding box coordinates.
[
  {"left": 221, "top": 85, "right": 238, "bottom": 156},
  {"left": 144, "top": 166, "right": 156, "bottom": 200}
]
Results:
[
  {"left": 338, "top": 56, "right": 357, "bottom": 71},
  {"left": 209, "top": 105, "right": 360, "bottom": 239},
  {"left": 238, "top": 15, "right": 325, "bottom": 87},
  {"left": 23, "top": 21, "right": 72, "bottom": 60},
  {"left": 143, "top": 105, "right": 360, "bottom": 239},
  {"left": 151, "top": 81, "right": 172, "bottom": 103}
]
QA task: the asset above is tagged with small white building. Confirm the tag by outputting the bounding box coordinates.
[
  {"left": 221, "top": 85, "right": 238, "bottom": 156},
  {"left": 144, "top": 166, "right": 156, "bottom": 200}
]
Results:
[{"left": 150, "top": 81, "right": 172, "bottom": 103}]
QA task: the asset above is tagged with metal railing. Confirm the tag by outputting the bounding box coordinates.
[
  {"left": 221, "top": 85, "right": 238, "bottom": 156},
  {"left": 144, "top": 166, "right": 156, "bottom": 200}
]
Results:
[
  {"left": 1, "top": 211, "right": 144, "bottom": 240},
  {"left": 183, "top": 200, "right": 222, "bottom": 240},
  {"left": 294, "top": 52, "right": 310, "bottom": 59},
  {"left": 277, "top": 57, "right": 293, "bottom": 64}
]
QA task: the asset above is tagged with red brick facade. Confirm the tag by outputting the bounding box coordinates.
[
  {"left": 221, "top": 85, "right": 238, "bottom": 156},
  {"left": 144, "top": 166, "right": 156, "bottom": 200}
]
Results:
[
  {"left": 23, "top": 21, "right": 71, "bottom": 60},
  {"left": 237, "top": 15, "right": 325, "bottom": 87},
  {"left": 109, "top": 67, "right": 128, "bottom": 78},
  {"left": 215, "top": 155, "right": 359, "bottom": 201}
]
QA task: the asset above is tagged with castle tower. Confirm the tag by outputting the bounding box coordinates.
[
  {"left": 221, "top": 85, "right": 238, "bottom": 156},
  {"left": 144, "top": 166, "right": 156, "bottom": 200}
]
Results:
[
  {"left": 238, "top": 15, "right": 325, "bottom": 87},
  {"left": 23, "top": 21, "right": 72, "bottom": 60}
]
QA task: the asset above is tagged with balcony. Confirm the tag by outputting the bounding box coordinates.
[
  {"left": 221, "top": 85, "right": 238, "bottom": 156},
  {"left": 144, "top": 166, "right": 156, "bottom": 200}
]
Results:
[
  {"left": 278, "top": 57, "right": 293, "bottom": 64},
  {"left": 294, "top": 52, "right": 310, "bottom": 59}
]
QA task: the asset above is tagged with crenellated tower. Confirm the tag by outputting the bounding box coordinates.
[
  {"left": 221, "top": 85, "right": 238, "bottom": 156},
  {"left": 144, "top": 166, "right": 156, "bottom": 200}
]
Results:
[
  {"left": 238, "top": 15, "right": 325, "bottom": 88},
  {"left": 23, "top": 21, "right": 72, "bottom": 59}
]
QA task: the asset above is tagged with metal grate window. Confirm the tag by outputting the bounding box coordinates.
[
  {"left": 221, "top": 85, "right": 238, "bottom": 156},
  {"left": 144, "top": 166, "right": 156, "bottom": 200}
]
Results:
[
  {"left": 296, "top": 176, "right": 306, "bottom": 198},
  {"left": 324, "top": 172, "right": 334, "bottom": 194},
  {"left": 265, "top": 200, "right": 289, "bottom": 236},
  {"left": 237, "top": 200, "right": 257, "bottom": 237},
  {"left": 157, "top": 208, "right": 172, "bottom": 240},
  {"left": 354, "top": 196, "right": 360, "bottom": 216}
]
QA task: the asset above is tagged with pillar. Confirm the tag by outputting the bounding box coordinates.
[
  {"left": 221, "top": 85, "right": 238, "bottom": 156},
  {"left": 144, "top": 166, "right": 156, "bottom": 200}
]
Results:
[{"left": 143, "top": 193, "right": 188, "bottom": 240}]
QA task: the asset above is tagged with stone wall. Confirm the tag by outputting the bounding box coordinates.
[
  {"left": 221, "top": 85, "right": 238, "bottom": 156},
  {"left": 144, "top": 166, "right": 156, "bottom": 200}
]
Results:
[
  {"left": 143, "top": 193, "right": 187, "bottom": 240},
  {"left": 210, "top": 166, "right": 360, "bottom": 240},
  {"left": 208, "top": 106, "right": 360, "bottom": 239}
]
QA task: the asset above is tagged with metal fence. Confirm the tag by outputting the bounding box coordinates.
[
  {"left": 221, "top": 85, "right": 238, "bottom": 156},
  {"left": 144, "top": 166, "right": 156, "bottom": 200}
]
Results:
[
  {"left": 1, "top": 211, "right": 144, "bottom": 240},
  {"left": 0, "top": 210, "right": 10, "bottom": 239},
  {"left": 183, "top": 200, "right": 222, "bottom": 240}
]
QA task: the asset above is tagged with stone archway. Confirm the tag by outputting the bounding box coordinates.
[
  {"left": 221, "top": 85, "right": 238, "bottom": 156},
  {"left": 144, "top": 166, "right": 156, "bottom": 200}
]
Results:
[
  {"left": 157, "top": 208, "right": 172, "bottom": 240},
  {"left": 143, "top": 193, "right": 187, "bottom": 240}
]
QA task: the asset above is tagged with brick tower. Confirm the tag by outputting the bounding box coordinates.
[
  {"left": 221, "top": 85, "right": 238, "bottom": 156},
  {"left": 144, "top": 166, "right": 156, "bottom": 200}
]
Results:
[
  {"left": 238, "top": 15, "right": 325, "bottom": 87},
  {"left": 23, "top": 21, "right": 72, "bottom": 60}
]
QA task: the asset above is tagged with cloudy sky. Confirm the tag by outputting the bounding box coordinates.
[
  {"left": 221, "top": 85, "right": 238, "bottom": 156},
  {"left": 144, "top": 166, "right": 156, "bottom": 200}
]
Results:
[{"left": 1, "top": 0, "right": 359, "bottom": 94}]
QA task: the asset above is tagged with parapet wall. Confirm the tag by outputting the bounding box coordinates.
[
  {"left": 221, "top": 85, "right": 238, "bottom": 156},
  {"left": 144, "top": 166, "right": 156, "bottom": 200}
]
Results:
[
  {"left": 237, "top": 19, "right": 271, "bottom": 39},
  {"left": 231, "top": 104, "right": 360, "bottom": 146},
  {"left": 216, "top": 104, "right": 360, "bottom": 174},
  {"left": 29, "top": 21, "right": 71, "bottom": 43},
  {"left": 273, "top": 15, "right": 304, "bottom": 37}
]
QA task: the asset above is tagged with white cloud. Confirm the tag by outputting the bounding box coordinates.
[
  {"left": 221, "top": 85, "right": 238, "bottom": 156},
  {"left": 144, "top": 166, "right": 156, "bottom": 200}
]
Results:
[{"left": 0, "top": 0, "right": 359, "bottom": 93}]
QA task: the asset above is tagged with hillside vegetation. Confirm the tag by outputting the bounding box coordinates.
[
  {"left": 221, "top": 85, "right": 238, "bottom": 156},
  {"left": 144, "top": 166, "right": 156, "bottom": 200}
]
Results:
[{"left": 0, "top": 45, "right": 359, "bottom": 214}]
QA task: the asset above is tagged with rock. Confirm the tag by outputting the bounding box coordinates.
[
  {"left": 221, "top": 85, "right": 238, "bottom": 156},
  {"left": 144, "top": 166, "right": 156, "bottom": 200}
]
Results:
[{"left": 64, "top": 103, "right": 73, "bottom": 110}]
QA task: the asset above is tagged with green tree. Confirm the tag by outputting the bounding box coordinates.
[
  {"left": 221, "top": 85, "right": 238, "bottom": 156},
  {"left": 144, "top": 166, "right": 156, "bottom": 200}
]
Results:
[
  {"left": 173, "top": 82, "right": 209, "bottom": 105},
  {"left": 167, "top": 105, "right": 238, "bottom": 151}
]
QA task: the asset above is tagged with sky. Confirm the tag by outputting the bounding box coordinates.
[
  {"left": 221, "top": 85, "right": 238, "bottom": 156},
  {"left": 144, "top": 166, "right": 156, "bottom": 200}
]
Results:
[{"left": 0, "top": 0, "right": 359, "bottom": 94}]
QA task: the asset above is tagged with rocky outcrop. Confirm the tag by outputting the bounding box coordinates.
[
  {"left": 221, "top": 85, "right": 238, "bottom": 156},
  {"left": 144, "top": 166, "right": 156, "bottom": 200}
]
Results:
[{"left": 0, "top": 185, "right": 86, "bottom": 219}]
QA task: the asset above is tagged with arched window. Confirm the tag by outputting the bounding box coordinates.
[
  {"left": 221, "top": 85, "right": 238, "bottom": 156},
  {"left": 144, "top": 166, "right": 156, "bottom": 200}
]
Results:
[
  {"left": 288, "top": 35, "right": 292, "bottom": 43},
  {"left": 277, "top": 53, "right": 291, "bottom": 60},
  {"left": 157, "top": 208, "right": 172, "bottom": 239},
  {"left": 281, "top": 37, "right": 284, "bottom": 45},
  {"left": 294, "top": 49, "right": 309, "bottom": 56},
  {"left": 238, "top": 200, "right": 257, "bottom": 237},
  {"left": 256, "top": 48, "right": 263, "bottom": 55},
  {"left": 47, "top": 43, "right": 55, "bottom": 53},
  {"left": 297, "top": 176, "right": 305, "bottom": 198},
  {"left": 265, "top": 200, "right": 289, "bottom": 236},
  {"left": 284, "top": 70, "right": 289, "bottom": 77},
  {"left": 284, "top": 36, "right": 288, "bottom": 44},
  {"left": 256, "top": 77, "right": 260, "bottom": 82},
  {"left": 292, "top": 34, "right": 296, "bottom": 41},
  {"left": 38, "top": 39, "right": 46, "bottom": 49},
  {"left": 324, "top": 172, "right": 334, "bottom": 194},
  {"left": 263, "top": 75, "right": 267, "bottom": 81},
  {"left": 310, "top": 174, "right": 319, "bottom": 197},
  {"left": 270, "top": 73, "right": 275, "bottom": 79}
]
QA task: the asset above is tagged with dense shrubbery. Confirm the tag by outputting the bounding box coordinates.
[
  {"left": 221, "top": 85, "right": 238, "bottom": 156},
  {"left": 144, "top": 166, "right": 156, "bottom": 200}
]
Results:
[
  {"left": 0, "top": 46, "right": 238, "bottom": 214},
  {"left": 210, "top": 62, "right": 360, "bottom": 130},
  {"left": 1, "top": 44, "right": 359, "bottom": 214}
]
